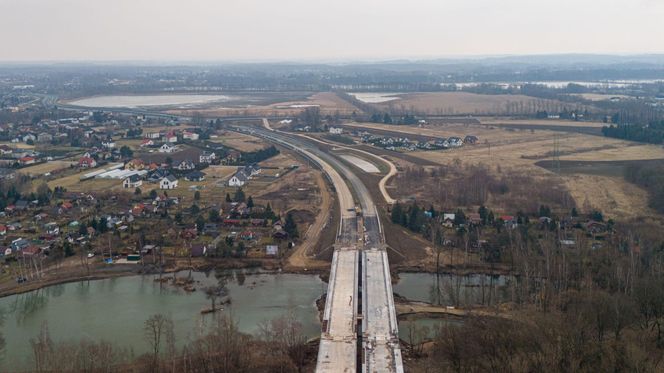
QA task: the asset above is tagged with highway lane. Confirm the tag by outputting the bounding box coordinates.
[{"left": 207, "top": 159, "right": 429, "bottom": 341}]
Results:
[{"left": 246, "top": 123, "right": 402, "bottom": 373}]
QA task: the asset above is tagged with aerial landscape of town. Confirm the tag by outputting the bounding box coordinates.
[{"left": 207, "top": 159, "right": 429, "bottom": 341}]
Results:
[{"left": 1, "top": 1, "right": 664, "bottom": 372}]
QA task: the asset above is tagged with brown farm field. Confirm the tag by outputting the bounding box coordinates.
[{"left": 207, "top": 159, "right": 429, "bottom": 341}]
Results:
[
  {"left": 350, "top": 122, "right": 664, "bottom": 221},
  {"left": 210, "top": 131, "right": 266, "bottom": 152},
  {"left": 18, "top": 160, "right": 76, "bottom": 176},
  {"left": 371, "top": 92, "right": 582, "bottom": 115}
]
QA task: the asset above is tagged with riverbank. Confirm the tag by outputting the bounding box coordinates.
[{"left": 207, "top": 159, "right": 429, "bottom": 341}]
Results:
[{"left": 0, "top": 255, "right": 330, "bottom": 299}]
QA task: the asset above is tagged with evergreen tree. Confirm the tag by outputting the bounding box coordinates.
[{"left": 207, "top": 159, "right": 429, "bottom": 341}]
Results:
[
  {"left": 479, "top": 205, "right": 488, "bottom": 225},
  {"left": 284, "top": 212, "right": 299, "bottom": 239},
  {"left": 234, "top": 188, "right": 246, "bottom": 203},
  {"left": 226, "top": 193, "right": 232, "bottom": 203},
  {"left": 247, "top": 196, "right": 254, "bottom": 208},
  {"left": 391, "top": 202, "right": 403, "bottom": 224}
]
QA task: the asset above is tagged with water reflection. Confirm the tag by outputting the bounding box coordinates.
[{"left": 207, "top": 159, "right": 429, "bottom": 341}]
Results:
[
  {"left": 0, "top": 269, "right": 324, "bottom": 370},
  {"left": 394, "top": 273, "right": 511, "bottom": 307}
]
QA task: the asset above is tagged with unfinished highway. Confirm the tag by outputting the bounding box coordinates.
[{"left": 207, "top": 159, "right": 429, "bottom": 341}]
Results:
[{"left": 242, "top": 120, "right": 403, "bottom": 373}]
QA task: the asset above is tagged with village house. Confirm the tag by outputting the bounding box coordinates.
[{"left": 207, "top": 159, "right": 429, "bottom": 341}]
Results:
[
  {"left": 22, "top": 133, "right": 36, "bottom": 143},
  {"left": 125, "top": 159, "right": 145, "bottom": 170},
  {"left": 199, "top": 151, "right": 216, "bottom": 164},
  {"left": 184, "top": 170, "right": 206, "bottom": 182},
  {"left": 164, "top": 131, "right": 178, "bottom": 143},
  {"left": 140, "top": 139, "right": 154, "bottom": 147},
  {"left": 182, "top": 130, "right": 199, "bottom": 140},
  {"left": 145, "top": 132, "right": 161, "bottom": 139},
  {"left": 329, "top": 127, "right": 343, "bottom": 134},
  {"left": 18, "top": 156, "right": 36, "bottom": 166},
  {"left": 123, "top": 174, "right": 143, "bottom": 189},
  {"left": 443, "top": 213, "right": 456, "bottom": 228},
  {"left": 160, "top": 175, "right": 179, "bottom": 189},
  {"left": 228, "top": 171, "right": 248, "bottom": 187},
  {"left": 159, "top": 143, "right": 176, "bottom": 153},
  {"left": 37, "top": 132, "right": 53, "bottom": 143},
  {"left": 0, "top": 145, "right": 13, "bottom": 155},
  {"left": 101, "top": 140, "right": 116, "bottom": 149},
  {"left": 176, "top": 159, "right": 196, "bottom": 171},
  {"left": 464, "top": 135, "right": 479, "bottom": 145},
  {"left": 78, "top": 157, "right": 97, "bottom": 168}
]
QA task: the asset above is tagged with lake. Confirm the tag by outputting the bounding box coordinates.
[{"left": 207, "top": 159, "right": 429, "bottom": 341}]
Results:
[
  {"left": 68, "top": 95, "right": 232, "bottom": 108},
  {"left": 393, "top": 272, "right": 511, "bottom": 306},
  {"left": 0, "top": 270, "right": 325, "bottom": 370}
]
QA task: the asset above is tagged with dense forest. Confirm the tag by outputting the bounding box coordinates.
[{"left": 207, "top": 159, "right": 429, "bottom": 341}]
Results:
[
  {"left": 624, "top": 162, "right": 664, "bottom": 213},
  {"left": 602, "top": 121, "right": 664, "bottom": 145}
]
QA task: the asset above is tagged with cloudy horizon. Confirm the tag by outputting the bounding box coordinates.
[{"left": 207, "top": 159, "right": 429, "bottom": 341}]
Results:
[{"left": 1, "top": 0, "right": 663, "bottom": 62}]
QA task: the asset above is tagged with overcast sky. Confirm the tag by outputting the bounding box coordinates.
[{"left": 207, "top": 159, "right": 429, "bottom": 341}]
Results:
[{"left": 1, "top": 0, "right": 663, "bottom": 62}]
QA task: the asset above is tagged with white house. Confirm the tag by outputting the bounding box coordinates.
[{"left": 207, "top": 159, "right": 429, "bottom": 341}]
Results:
[
  {"left": 123, "top": 174, "right": 143, "bottom": 189},
  {"left": 160, "top": 175, "right": 178, "bottom": 189},
  {"left": 140, "top": 139, "right": 154, "bottom": 147},
  {"left": 145, "top": 132, "right": 161, "bottom": 139},
  {"left": 102, "top": 140, "right": 116, "bottom": 149},
  {"left": 159, "top": 143, "right": 176, "bottom": 153},
  {"left": 228, "top": 171, "right": 248, "bottom": 187},
  {"left": 329, "top": 127, "right": 343, "bottom": 134},
  {"left": 176, "top": 160, "right": 196, "bottom": 171},
  {"left": 22, "top": 134, "right": 36, "bottom": 143},
  {"left": 182, "top": 131, "right": 199, "bottom": 140},
  {"left": 199, "top": 151, "right": 216, "bottom": 164}
]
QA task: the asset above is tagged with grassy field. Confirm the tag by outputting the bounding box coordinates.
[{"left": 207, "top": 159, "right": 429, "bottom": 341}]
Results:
[
  {"left": 351, "top": 121, "right": 664, "bottom": 220},
  {"left": 0, "top": 141, "right": 34, "bottom": 150},
  {"left": 481, "top": 118, "right": 608, "bottom": 128},
  {"left": 210, "top": 131, "right": 266, "bottom": 152},
  {"left": 18, "top": 160, "right": 75, "bottom": 176},
  {"left": 372, "top": 92, "right": 575, "bottom": 115}
]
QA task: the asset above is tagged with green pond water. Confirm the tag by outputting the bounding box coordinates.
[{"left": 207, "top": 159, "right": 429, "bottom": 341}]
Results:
[
  {"left": 0, "top": 270, "right": 326, "bottom": 370},
  {"left": 393, "top": 272, "right": 511, "bottom": 306}
]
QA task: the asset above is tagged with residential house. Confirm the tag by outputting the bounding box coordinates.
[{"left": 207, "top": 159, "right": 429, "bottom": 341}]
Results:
[
  {"left": 448, "top": 137, "right": 464, "bottom": 147},
  {"left": 145, "top": 132, "right": 161, "bottom": 139},
  {"left": 442, "top": 213, "right": 456, "bottom": 228},
  {"left": 176, "top": 160, "right": 196, "bottom": 171},
  {"left": 329, "top": 127, "right": 343, "bottom": 134},
  {"left": 19, "top": 156, "right": 36, "bottom": 166},
  {"left": 0, "top": 145, "right": 13, "bottom": 155},
  {"left": 239, "top": 230, "right": 255, "bottom": 240},
  {"left": 164, "top": 131, "right": 178, "bottom": 143},
  {"left": 199, "top": 151, "right": 216, "bottom": 164},
  {"left": 182, "top": 130, "right": 199, "bottom": 140},
  {"left": 500, "top": 215, "right": 518, "bottom": 229},
  {"left": 147, "top": 169, "right": 169, "bottom": 183},
  {"left": 464, "top": 135, "right": 479, "bottom": 145},
  {"left": 123, "top": 174, "right": 143, "bottom": 189},
  {"left": 125, "top": 159, "right": 145, "bottom": 170},
  {"left": 0, "top": 225, "right": 6, "bottom": 235},
  {"left": 37, "top": 132, "right": 53, "bottom": 143},
  {"left": 243, "top": 164, "right": 261, "bottom": 177},
  {"left": 78, "top": 157, "right": 97, "bottom": 168},
  {"left": 102, "top": 140, "right": 116, "bottom": 149},
  {"left": 160, "top": 175, "right": 178, "bottom": 189},
  {"left": 266, "top": 245, "right": 278, "bottom": 256},
  {"left": 228, "top": 171, "right": 248, "bottom": 187},
  {"left": 22, "top": 134, "right": 36, "bottom": 143},
  {"left": 185, "top": 171, "right": 206, "bottom": 182},
  {"left": 159, "top": 143, "right": 176, "bottom": 153},
  {"left": 140, "top": 139, "right": 154, "bottom": 147},
  {"left": 44, "top": 222, "right": 60, "bottom": 235}
]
